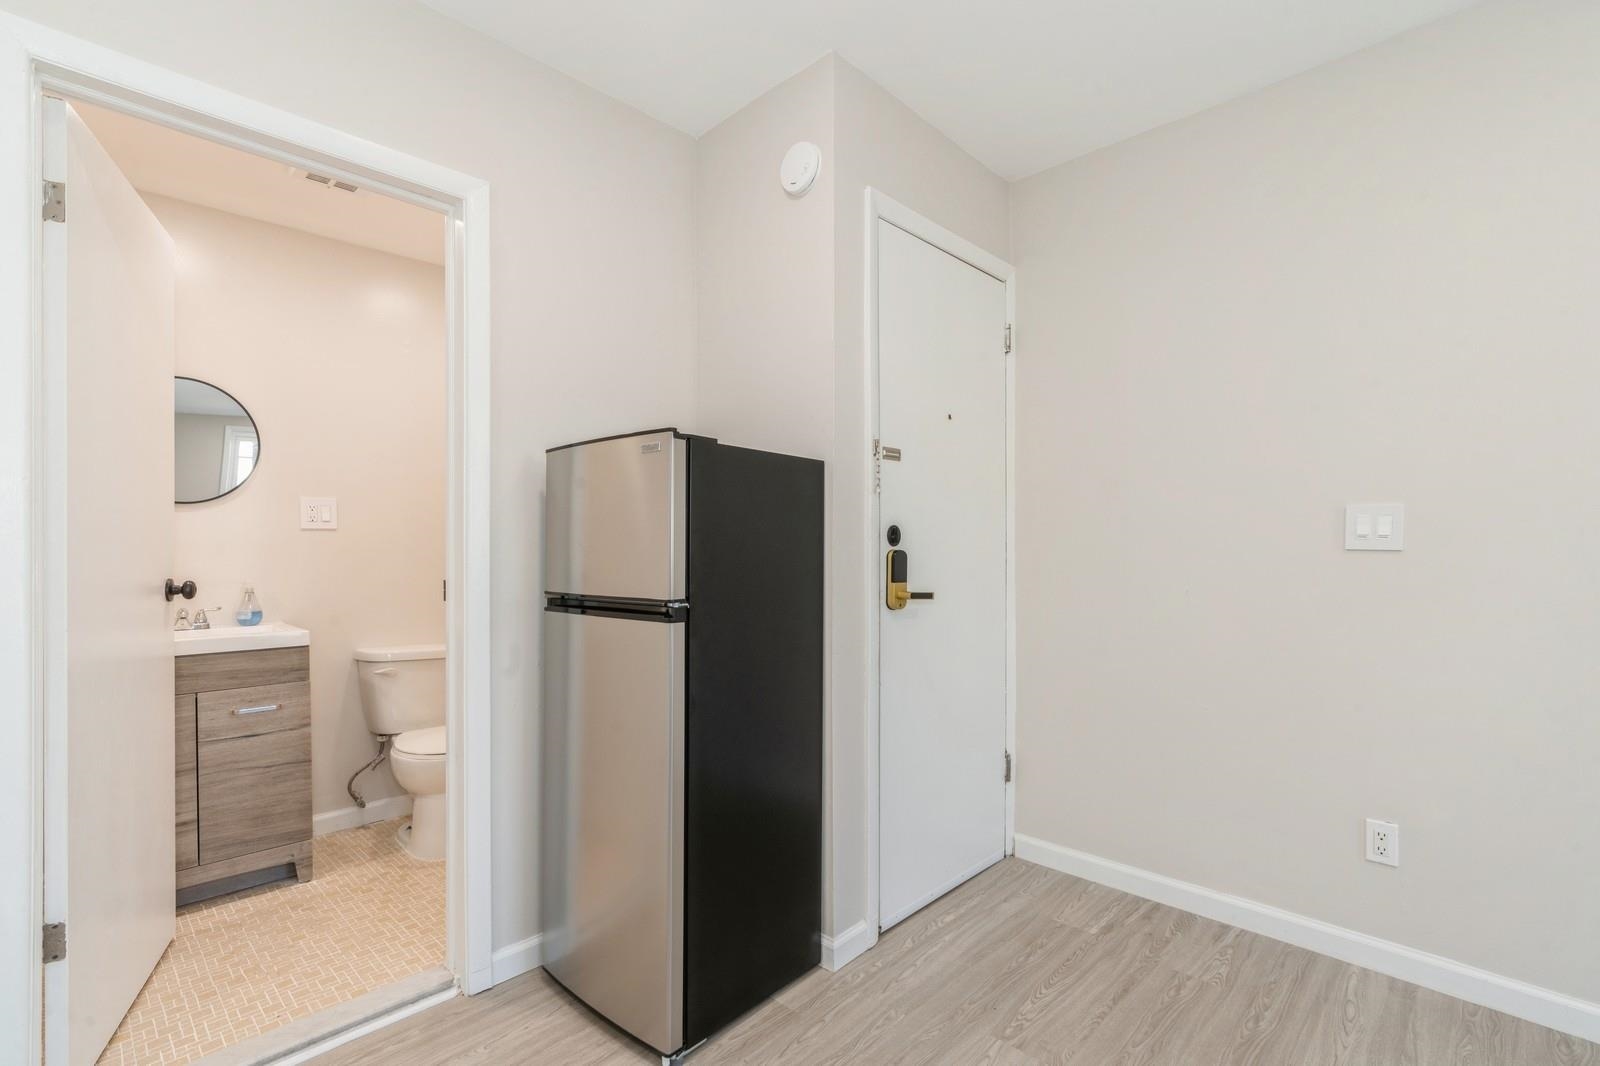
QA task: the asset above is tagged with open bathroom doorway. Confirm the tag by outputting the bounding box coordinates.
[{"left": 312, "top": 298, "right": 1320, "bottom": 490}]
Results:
[{"left": 12, "top": 32, "right": 492, "bottom": 1066}]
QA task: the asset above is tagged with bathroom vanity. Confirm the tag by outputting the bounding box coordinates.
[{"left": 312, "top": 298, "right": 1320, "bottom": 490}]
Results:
[{"left": 174, "top": 624, "right": 313, "bottom": 901}]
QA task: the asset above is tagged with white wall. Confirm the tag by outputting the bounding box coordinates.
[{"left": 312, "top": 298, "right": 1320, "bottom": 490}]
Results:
[
  {"left": 0, "top": 0, "right": 699, "bottom": 979},
  {"left": 694, "top": 53, "right": 1010, "bottom": 949},
  {"left": 1010, "top": 0, "right": 1600, "bottom": 1007},
  {"left": 151, "top": 195, "right": 446, "bottom": 824},
  {"left": 696, "top": 58, "right": 836, "bottom": 462}
]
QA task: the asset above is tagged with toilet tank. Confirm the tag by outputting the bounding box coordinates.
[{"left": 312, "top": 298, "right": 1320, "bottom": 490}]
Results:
[{"left": 354, "top": 644, "right": 446, "bottom": 736}]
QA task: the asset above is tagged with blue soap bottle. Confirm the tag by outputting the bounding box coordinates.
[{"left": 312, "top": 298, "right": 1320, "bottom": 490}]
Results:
[{"left": 236, "top": 585, "right": 263, "bottom": 626}]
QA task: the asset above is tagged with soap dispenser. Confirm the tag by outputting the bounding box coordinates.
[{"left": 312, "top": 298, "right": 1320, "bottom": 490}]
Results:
[{"left": 236, "top": 585, "right": 263, "bottom": 626}]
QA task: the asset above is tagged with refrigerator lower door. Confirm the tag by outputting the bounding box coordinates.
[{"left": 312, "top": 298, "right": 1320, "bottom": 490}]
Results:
[{"left": 541, "top": 607, "right": 685, "bottom": 1056}]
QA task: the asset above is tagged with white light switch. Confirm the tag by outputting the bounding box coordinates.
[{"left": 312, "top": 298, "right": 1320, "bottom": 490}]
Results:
[
  {"left": 301, "top": 496, "right": 338, "bottom": 530},
  {"left": 1345, "top": 503, "right": 1403, "bottom": 550}
]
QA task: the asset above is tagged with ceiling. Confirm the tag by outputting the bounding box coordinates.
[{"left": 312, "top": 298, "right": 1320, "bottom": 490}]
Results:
[
  {"left": 420, "top": 0, "right": 1478, "bottom": 179},
  {"left": 74, "top": 102, "right": 445, "bottom": 265}
]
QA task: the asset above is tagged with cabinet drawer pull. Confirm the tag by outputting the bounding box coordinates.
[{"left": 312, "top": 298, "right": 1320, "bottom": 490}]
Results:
[{"left": 233, "top": 703, "right": 281, "bottom": 716}]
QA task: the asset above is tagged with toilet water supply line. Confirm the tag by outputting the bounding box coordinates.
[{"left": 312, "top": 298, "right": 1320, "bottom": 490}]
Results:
[{"left": 347, "top": 735, "right": 392, "bottom": 809}]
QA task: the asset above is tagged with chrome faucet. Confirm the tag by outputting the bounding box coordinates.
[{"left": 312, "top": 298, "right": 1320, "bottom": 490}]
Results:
[
  {"left": 190, "top": 606, "right": 222, "bottom": 630},
  {"left": 173, "top": 608, "right": 191, "bottom": 631}
]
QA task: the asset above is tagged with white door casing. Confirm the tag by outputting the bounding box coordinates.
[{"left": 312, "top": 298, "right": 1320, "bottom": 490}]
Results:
[
  {"left": 876, "top": 218, "right": 1008, "bottom": 930},
  {"left": 42, "top": 99, "right": 177, "bottom": 1066}
]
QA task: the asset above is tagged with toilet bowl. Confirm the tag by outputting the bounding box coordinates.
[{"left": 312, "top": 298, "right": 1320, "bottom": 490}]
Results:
[
  {"left": 390, "top": 726, "right": 446, "bottom": 861},
  {"left": 354, "top": 644, "right": 447, "bottom": 862}
]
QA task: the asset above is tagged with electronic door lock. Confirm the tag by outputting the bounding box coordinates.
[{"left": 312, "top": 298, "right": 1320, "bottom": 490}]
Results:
[{"left": 885, "top": 548, "right": 934, "bottom": 610}]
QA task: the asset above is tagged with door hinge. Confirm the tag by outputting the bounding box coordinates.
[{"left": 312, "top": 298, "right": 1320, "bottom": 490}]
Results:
[
  {"left": 442, "top": 579, "right": 447, "bottom": 602},
  {"left": 43, "top": 180, "right": 66, "bottom": 223},
  {"left": 1004, "top": 323, "right": 1013, "bottom": 354},
  {"left": 1004, "top": 750, "right": 1012, "bottom": 783},
  {"left": 42, "top": 922, "right": 65, "bottom": 964},
  {"left": 872, "top": 439, "right": 881, "bottom": 495}
]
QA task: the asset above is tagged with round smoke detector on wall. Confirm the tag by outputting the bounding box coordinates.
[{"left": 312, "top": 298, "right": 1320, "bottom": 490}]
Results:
[{"left": 780, "top": 141, "right": 822, "bottom": 197}]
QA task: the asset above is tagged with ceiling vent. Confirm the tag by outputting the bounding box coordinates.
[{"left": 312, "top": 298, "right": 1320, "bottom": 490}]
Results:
[{"left": 296, "top": 169, "right": 360, "bottom": 193}]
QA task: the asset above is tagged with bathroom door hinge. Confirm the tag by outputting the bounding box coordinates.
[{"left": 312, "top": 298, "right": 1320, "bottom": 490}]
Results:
[
  {"left": 442, "top": 579, "right": 447, "bottom": 602},
  {"left": 42, "top": 922, "right": 65, "bottom": 964},
  {"left": 872, "top": 439, "right": 881, "bottom": 495},
  {"left": 1004, "top": 324, "right": 1013, "bottom": 354},
  {"left": 43, "top": 180, "right": 66, "bottom": 223},
  {"left": 1004, "top": 750, "right": 1012, "bottom": 784}
]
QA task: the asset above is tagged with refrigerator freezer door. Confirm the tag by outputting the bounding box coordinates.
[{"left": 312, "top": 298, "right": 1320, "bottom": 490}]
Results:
[
  {"left": 540, "top": 607, "right": 685, "bottom": 1056},
  {"left": 546, "top": 431, "right": 687, "bottom": 603}
]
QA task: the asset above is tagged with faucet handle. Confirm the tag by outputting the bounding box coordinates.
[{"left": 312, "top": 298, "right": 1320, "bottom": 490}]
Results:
[
  {"left": 173, "top": 607, "right": 191, "bottom": 631},
  {"left": 192, "top": 606, "right": 223, "bottom": 628}
]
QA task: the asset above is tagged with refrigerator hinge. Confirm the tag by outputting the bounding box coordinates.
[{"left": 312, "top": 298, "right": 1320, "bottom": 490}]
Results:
[
  {"left": 1004, "top": 323, "right": 1013, "bottom": 354},
  {"left": 1004, "top": 750, "right": 1012, "bottom": 784},
  {"left": 43, "top": 180, "right": 66, "bottom": 223},
  {"left": 43, "top": 922, "right": 65, "bottom": 964}
]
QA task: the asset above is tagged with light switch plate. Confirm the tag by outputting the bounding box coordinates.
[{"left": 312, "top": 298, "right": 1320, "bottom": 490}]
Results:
[
  {"left": 300, "top": 496, "right": 338, "bottom": 530},
  {"left": 1345, "top": 503, "right": 1403, "bottom": 550}
]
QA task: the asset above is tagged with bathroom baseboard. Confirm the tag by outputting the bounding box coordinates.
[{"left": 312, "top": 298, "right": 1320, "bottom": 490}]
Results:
[{"left": 313, "top": 794, "right": 413, "bottom": 837}]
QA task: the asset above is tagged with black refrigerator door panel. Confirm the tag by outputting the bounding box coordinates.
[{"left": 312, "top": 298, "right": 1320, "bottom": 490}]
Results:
[{"left": 683, "top": 439, "right": 825, "bottom": 1045}]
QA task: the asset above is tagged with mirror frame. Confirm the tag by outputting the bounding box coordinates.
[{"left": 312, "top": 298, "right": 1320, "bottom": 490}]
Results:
[{"left": 174, "top": 375, "right": 261, "bottom": 505}]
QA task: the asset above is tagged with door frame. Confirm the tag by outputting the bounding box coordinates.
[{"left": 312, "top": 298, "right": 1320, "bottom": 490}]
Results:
[
  {"left": 863, "top": 189, "right": 1017, "bottom": 945},
  {"left": 0, "top": 16, "right": 495, "bottom": 1066}
]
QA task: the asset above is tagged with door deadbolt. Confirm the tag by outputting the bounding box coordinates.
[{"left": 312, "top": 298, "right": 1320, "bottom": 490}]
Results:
[
  {"left": 885, "top": 549, "right": 934, "bottom": 610},
  {"left": 886, "top": 524, "right": 901, "bottom": 547}
]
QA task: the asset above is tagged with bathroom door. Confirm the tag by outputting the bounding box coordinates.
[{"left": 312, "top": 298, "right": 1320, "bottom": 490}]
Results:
[{"left": 41, "top": 98, "right": 177, "bottom": 1066}]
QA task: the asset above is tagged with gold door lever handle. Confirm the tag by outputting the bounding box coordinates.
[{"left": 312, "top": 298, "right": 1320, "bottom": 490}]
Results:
[{"left": 885, "top": 549, "right": 935, "bottom": 610}]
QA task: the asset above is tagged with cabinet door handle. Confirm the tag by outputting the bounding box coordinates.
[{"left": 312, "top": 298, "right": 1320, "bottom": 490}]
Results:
[{"left": 233, "top": 703, "right": 281, "bottom": 716}]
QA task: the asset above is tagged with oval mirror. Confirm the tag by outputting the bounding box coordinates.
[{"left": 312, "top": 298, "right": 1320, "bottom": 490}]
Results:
[{"left": 175, "top": 377, "right": 260, "bottom": 503}]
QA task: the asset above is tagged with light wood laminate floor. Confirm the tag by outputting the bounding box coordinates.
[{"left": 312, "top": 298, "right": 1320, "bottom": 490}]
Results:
[{"left": 325, "top": 857, "right": 1596, "bottom": 1065}]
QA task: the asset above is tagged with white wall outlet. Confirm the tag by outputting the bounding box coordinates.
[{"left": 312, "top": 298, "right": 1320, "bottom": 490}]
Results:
[
  {"left": 300, "top": 496, "right": 338, "bottom": 530},
  {"left": 1365, "top": 818, "right": 1400, "bottom": 867},
  {"left": 1345, "top": 503, "right": 1404, "bottom": 550}
]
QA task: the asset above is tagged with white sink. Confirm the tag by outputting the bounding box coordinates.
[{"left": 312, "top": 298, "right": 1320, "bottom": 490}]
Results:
[{"left": 173, "top": 621, "right": 309, "bottom": 656}]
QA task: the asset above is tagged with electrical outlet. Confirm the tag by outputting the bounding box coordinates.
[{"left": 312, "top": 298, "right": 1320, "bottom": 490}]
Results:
[
  {"left": 1365, "top": 818, "right": 1399, "bottom": 867},
  {"left": 300, "top": 496, "right": 338, "bottom": 530}
]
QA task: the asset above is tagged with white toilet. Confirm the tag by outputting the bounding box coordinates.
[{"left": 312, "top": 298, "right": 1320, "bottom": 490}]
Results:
[{"left": 354, "top": 644, "right": 447, "bottom": 861}]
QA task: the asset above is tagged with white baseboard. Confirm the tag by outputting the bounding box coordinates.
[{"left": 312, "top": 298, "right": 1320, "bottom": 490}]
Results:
[
  {"left": 491, "top": 933, "right": 543, "bottom": 985},
  {"left": 490, "top": 921, "right": 859, "bottom": 986},
  {"left": 1014, "top": 833, "right": 1600, "bottom": 1044},
  {"left": 313, "top": 794, "right": 412, "bottom": 837},
  {"left": 820, "top": 920, "right": 874, "bottom": 972}
]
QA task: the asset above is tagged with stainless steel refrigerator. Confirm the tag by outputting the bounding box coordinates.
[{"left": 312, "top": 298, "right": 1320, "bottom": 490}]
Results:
[{"left": 540, "top": 428, "right": 823, "bottom": 1060}]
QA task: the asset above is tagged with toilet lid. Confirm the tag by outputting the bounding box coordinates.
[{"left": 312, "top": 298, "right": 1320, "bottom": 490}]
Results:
[{"left": 393, "top": 726, "right": 446, "bottom": 757}]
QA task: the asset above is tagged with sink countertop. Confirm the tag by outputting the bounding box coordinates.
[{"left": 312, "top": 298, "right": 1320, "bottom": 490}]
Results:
[{"left": 173, "top": 621, "right": 309, "bottom": 656}]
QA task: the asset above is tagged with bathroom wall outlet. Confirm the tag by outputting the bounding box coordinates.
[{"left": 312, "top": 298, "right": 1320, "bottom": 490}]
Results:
[
  {"left": 300, "top": 496, "right": 338, "bottom": 530},
  {"left": 1365, "top": 818, "right": 1399, "bottom": 867}
]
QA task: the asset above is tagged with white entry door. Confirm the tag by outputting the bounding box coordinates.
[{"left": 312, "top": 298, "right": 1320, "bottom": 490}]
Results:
[
  {"left": 877, "top": 219, "right": 1008, "bottom": 930},
  {"left": 42, "top": 99, "right": 177, "bottom": 1066}
]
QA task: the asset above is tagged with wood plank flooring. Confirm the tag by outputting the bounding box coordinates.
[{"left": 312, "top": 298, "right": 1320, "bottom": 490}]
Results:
[{"left": 323, "top": 858, "right": 1597, "bottom": 1065}]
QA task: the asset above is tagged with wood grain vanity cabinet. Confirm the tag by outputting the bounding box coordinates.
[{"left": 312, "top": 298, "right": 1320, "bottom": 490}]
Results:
[{"left": 175, "top": 646, "right": 312, "bottom": 897}]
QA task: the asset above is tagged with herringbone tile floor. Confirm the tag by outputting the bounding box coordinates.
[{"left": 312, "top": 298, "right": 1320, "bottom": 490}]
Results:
[{"left": 97, "top": 817, "right": 445, "bottom": 1065}]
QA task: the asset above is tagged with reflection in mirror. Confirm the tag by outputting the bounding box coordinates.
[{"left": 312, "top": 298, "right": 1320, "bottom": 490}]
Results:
[{"left": 175, "top": 377, "right": 260, "bottom": 503}]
